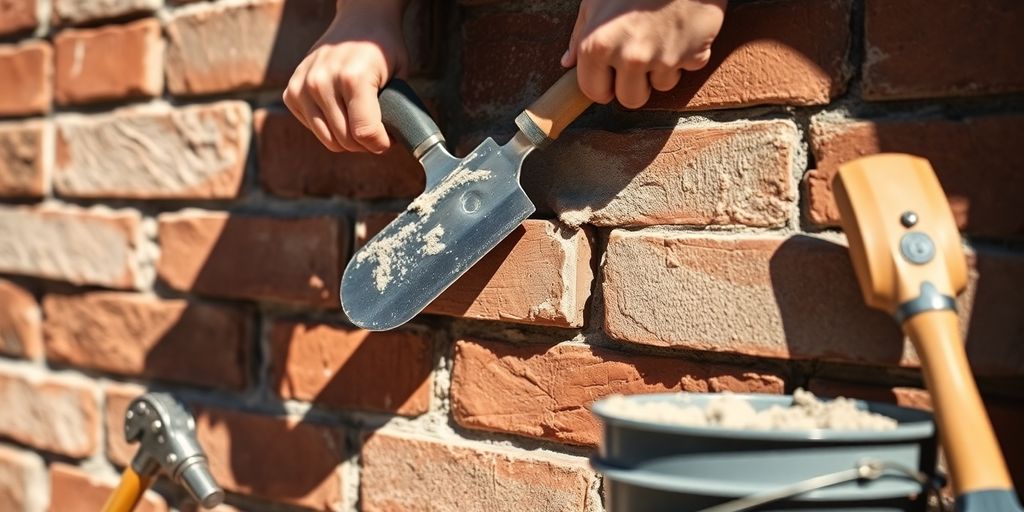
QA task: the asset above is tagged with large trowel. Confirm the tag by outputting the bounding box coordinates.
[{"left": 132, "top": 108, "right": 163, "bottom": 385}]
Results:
[
  {"left": 834, "top": 153, "right": 1022, "bottom": 512},
  {"left": 341, "top": 69, "right": 592, "bottom": 330}
]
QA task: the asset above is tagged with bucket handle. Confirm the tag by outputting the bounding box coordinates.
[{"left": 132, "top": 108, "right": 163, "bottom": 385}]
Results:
[{"left": 697, "top": 459, "right": 945, "bottom": 512}]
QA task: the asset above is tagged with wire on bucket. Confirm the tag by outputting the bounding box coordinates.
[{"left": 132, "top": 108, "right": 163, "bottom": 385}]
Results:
[{"left": 697, "top": 458, "right": 945, "bottom": 512}]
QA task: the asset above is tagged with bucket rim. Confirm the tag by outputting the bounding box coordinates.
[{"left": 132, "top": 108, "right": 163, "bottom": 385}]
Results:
[{"left": 592, "top": 392, "right": 935, "bottom": 442}]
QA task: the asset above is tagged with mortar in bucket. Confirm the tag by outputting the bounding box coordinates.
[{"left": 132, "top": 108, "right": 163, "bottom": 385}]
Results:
[{"left": 591, "top": 392, "right": 939, "bottom": 511}]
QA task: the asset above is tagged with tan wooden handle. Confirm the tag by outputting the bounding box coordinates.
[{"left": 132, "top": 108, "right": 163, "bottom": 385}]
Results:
[
  {"left": 101, "top": 467, "right": 152, "bottom": 512},
  {"left": 903, "top": 310, "right": 1014, "bottom": 496},
  {"left": 520, "top": 68, "right": 592, "bottom": 142}
]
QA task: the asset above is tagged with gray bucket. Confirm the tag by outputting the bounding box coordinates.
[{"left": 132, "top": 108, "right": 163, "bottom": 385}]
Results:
[{"left": 591, "top": 393, "right": 938, "bottom": 511}]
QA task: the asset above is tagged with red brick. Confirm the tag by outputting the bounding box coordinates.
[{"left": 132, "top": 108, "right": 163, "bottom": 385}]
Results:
[
  {"left": 0, "top": 444, "right": 47, "bottom": 512},
  {"left": 55, "top": 101, "right": 250, "bottom": 199},
  {"left": 0, "top": 119, "right": 49, "bottom": 198},
  {"left": 158, "top": 211, "right": 346, "bottom": 307},
  {"left": 0, "top": 206, "right": 143, "bottom": 289},
  {"left": 361, "top": 432, "right": 599, "bottom": 512},
  {"left": 53, "top": 0, "right": 160, "bottom": 25},
  {"left": 806, "top": 115, "right": 1024, "bottom": 237},
  {"left": 418, "top": 220, "right": 592, "bottom": 327},
  {"left": 43, "top": 292, "right": 251, "bottom": 390},
  {"left": 269, "top": 320, "right": 433, "bottom": 415},
  {"left": 105, "top": 385, "right": 347, "bottom": 509},
  {"left": 523, "top": 120, "right": 799, "bottom": 227},
  {"left": 603, "top": 231, "right": 1024, "bottom": 377},
  {"left": 103, "top": 382, "right": 144, "bottom": 467},
  {"left": 49, "top": 463, "right": 166, "bottom": 512},
  {"left": 0, "top": 0, "right": 37, "bottom": 35},
  {"left": 196, "top": 408, "right": 346, "bottom": 510},
  {"left": 452, "top": 339, "right": 784, "bottom": 446},
  {"left": 863, "top": 0, "right": 1024, "bottom": 101},
  {"left": 0, "top": 366, "right": 99, "bottom": 458},
  {"left": 54, "top": 19, "right": 164, "bottom": 105},
  {"left": 0, "top": 41, "right": 51, "bottom": 117},
  {"left": 165, "top": 0, "right": 333, "bottom": 96},
  {"left": 808, "top": 379, "right": 1024, "bottom": 495},
  {"left": 0, "top": 280, "right": 41, "bottom": 359},
  {"left": 460, "top": 9, "right": 574, "bottom": 119},
  {"left": 255, "top": 109, "right": 424, "bottom": 200}
]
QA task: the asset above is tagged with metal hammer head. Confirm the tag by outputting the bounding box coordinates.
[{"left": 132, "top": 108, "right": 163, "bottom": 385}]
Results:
[
  {"left": 125, "top": 393, "right": 225, "bottom": 509},
  {"left": 832, "top": 153, "right": 968, "bottom": 319}
]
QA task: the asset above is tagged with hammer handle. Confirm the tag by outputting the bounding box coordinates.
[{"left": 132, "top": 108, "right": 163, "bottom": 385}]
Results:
[
  {"left": 518, "top": 68, "right": 592, "bottom": 144},
  {"left": 101, "top": 467, "right": 152, "bottom": 512},
  {"left": 903, "top": 311, "right": 1014, "bottom": 496}
]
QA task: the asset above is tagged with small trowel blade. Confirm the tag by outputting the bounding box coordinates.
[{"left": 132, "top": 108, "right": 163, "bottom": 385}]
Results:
[{"left": 341, "top": 136, "right": 535, "bottom": 330}]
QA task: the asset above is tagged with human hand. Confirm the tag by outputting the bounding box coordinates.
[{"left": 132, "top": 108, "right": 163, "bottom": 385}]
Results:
[
  {"left": 561, "top": 0, "right": 728, "bottom": 108},
  {"left": 283, "top": 0, "right": 407, "bottom": 153}
]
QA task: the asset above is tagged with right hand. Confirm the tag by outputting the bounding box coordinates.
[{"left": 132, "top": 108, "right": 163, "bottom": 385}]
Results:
[{"left": 283, "top": 1, "right": 407, "bottom": 153}]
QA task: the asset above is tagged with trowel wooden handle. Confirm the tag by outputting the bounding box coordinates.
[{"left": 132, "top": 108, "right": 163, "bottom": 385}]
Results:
[
  {"left": 903, "top": 311, "right": 1014, "bottom": 496},
  {"left": 516, "top": 68, "right": 592, "bottom": 146}
]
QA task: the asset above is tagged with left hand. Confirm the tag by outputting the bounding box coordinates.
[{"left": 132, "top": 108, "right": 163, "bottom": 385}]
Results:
[{"left": 561, "top": 0, "right": 728, "bottom": 108}]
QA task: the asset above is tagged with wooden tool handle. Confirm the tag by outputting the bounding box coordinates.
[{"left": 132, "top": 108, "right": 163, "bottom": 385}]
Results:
[
  {"left": 101, "top": 467, "right": 153, "bottom": 512},
  {"left": 516, "top": 68, "right": 592, "bottom": 145},
  {"left": 903, "top": 310, "right": 1014, "bottom": 495}
]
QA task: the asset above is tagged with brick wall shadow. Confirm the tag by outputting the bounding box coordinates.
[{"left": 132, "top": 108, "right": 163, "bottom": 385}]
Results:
[{"left": 768, "top": 235, "right": 905, "bottom": 365}]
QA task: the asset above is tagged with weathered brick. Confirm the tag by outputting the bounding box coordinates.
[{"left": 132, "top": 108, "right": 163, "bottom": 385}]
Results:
[
  {"left": 157, "top": 211, "right": 346, "bottom": 307},
  {"left": 49, "top": 463, "right": 166, "bottom": 512},
  {"left": 524, "top": 120, "right": 799, "bottom": 228},
  {"left": 863, "top": 0, "right": 1024, "bottom": 101},
  {"left": 808, "top": 379, "right": 1024, "bottom": 494},
  {"left": 269, "top": 320, "right": 433, "bottom": 415},
  {"left": 255, "top": 109, "right": 425, "bottom": 200},
  {"left": 105, "top": 385, "right": 347, "bottom": 509},
  {"left": 53, "top": 0, "right": 160, "bottom": 25},
  {"left": 418, "top": 220, "right": 592, "bottom": 327},
  {"left": 806, "top": 115, "right": 1024, "bottom": 237},
  {"left": 43, "top": 292, "right": 251, "bottom": 390},
  {"left": 452, "top": 339, "right": 784, "bottom": 446},
  {"left": 0, "top": 280, "right": 41, "bottom": 359},
  {"left": 165, "top": 0, "right": 333, "bottom": 96},
  {"left": 54, "top": 19, "right": 164, "bottom": 105},
  {"left": 197, "top": 408, "right": 345, "bottom": 510},
  {"left": 0, "top": 119, "right": 49, "bottom": 198},
  {"left": 0, "top": 444, "right": 47, "bottom": 512},
  {"left": 56, "top": 101, "right": 251, "bottom": 199},
  {"left": 460, "top": 9, "right": 574, "bottom": 120},
  {"left": 0, "top": 41, "right": 51, "bottom": 117},
  {"left": 602, "top": 231, "right": 1024, "bottom": 377},
  {"left": 361, "top": 432, "right": 599, "bottom": 512},
  {"left": 355, "top": 212, "right": 398, "bottom": 248},
  {"left": 0, "top": 206, "right": 143, "bottom": 289},
  {"left": 103, "top": 381, "right": 144, "bottom": 467},
  {"left": 647, "top": 0, "right": 851, "bottom": 110},
  {"left": 0, "top": 366, "right": 99, "bottom": 458},
  {"left": 0, "top": 0, "right": 37, "bottom": 35}
]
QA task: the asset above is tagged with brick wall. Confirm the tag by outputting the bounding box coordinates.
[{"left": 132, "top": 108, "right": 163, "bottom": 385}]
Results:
[{"left": 1, "top": 0, "right": 1023, "bottom": 510}]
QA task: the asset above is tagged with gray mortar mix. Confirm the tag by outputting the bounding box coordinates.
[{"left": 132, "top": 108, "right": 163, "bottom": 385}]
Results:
[
  {"left": 602, "top": 388, "right": 898, "bottom": 431},
  {"left": 356, "top": 165, "right": 492, "bottom": 292}
]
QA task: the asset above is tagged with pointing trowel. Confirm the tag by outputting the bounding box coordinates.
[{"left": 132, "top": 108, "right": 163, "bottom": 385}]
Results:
[{"left": 341, "top": 69, "right": 592, "bottom": 330}]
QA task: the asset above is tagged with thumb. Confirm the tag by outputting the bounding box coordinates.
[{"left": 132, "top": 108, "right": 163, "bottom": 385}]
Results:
[{"left": 562, "top": 4, "right": 587, "bottom": 68}]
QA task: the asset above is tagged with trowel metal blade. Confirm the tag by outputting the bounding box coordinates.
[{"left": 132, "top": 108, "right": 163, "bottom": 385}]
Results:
[{"left": 341, "top": 137, "right": 535, "bottom": 331}]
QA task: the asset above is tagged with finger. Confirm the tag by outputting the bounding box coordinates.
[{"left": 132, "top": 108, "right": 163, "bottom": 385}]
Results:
[
  {"left": 307, "top": 74, "right": 362, "bottom": 152},
  {"left": 649, "top": 67, "right": 682, "bottom": 92},
  {"left": 342, "top": 78, "right": 390, "bottom": 154},
  {"left": 577, "top": 50, "right": 614, "bottom": 103},
  {"left": 613, "top": 64, "right": 651, "bottom": 109},
  {"left": 296, "top": 95, "right": 344, "bottom": 152},
  {"left": 680, "top": 48, "right": 713, "bottom": 72},
  {"left": 562, "top": 3, "right": 588, "bottom": 68}
]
